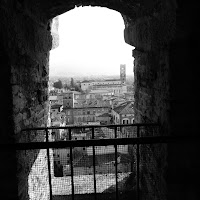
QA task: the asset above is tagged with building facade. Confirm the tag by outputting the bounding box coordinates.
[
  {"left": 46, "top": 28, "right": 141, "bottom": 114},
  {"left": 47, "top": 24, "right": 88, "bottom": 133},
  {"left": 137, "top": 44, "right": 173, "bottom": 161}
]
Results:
[
  {"left": 112, "top": 101, "right": 134, "bottom": 124},
  {"left": 64, "top": 106, "right": 111, "bottom": 125},
  {"left": 81, "top": 79, "right": 122, "bottom": 91}
]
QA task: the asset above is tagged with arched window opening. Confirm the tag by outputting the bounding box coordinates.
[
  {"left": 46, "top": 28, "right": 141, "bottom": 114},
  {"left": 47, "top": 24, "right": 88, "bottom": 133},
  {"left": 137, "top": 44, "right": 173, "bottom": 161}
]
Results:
[{"left": 47, "top": 5, "right": 135, "bottom": 195}]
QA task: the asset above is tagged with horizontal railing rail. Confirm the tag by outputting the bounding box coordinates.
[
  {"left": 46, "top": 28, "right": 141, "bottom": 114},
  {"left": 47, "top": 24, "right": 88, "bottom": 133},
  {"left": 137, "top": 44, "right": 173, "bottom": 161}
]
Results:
[
  {"left": 21, "top": 123, "right": 160, "bottom": 131},
  {"left": 4, "top": 123, "right": 200, "bottom": 200},
  {"left": 1, "top": 136, "right": 200, "bottom": 150}
]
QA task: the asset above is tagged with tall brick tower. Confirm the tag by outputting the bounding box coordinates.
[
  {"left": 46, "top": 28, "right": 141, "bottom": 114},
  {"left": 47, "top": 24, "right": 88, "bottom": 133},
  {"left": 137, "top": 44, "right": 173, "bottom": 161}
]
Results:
[{"left": 120, "top": 64, "right": 126, "bottom": 84}]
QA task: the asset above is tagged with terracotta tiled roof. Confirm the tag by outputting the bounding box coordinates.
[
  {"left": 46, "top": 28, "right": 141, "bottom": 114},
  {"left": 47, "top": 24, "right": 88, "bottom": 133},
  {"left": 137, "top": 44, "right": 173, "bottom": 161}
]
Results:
[
  {"left": 81, "top": 80, "right": 95, "bottom": 83},
  {"left": 74, "top": 99, "right": 110, "bottom": 108},
  {"left": 113, "top": 101, "right": 134, "bottom": 114},
  {"left": 74, "top": 153, "right": 130, "bottom": 168},
  {"left": 97, "top": 113, "right": 112, "bottom": 118},
  {"left": 81, "top": 80, "right": 91, "bottom": 83}
]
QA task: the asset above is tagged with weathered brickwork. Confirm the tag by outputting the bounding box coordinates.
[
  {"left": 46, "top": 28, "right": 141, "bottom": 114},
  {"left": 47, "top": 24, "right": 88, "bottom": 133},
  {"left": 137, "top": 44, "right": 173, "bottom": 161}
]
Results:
[
  {"left": 131, "top": 2, "right": 200, "bottom": 200},
  {"left": 0, "top": 1, "right": 52, "bottom": 199},
  {"left": 133, "top": 49, "right": 170, "bottom": 128},
  {"left": 130, "top": 7, "right": 173, "bottom": 200}
]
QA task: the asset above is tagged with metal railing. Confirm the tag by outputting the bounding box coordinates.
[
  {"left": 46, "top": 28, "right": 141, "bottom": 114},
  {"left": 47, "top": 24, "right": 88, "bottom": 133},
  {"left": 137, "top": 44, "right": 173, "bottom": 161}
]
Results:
[{"left": 4, "top": 123, "right": 200, "bottom": 200}]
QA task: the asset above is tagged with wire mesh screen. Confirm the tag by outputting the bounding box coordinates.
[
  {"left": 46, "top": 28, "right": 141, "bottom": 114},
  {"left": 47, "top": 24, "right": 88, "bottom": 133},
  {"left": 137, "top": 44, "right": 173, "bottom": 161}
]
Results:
[
  {"left": 52, "top": 146, "right": 135, "bottom": 199},
  {"left": 17, "top": 148, "right": 52, "bottom": 200},
  {"left": 17, "top": 124, "right": 162, "bottom": 200},
  {"left": 50, "top": 126, "right": 136, "bottom": 200}
]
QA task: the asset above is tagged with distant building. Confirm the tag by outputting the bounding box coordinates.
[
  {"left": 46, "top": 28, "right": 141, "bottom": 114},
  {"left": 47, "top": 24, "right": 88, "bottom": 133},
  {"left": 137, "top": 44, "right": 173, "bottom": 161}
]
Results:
[
  {"left": 49, "top": 95, "right": 63, "bottom": 105},
  {"left": 120, "top": 64, "right": 126, "bottom": 84},
  {"left": 80, "top": 79, "right": 127, "bottom": 96},
  {"left": 80, "top": 79, "right": 122, "bottom": 91},
  {"left": 62, "top": 91, "right": 82, "bottom": 108},
  {"left": 64, "top": 99, "right": 111, "bottom": 125},
  {"left": 88, "top": 89, "right": 113, "bottom": 99},
  {"left": 63, "top": 91, "right": 74, "bottom": 108},
  {"left": 52, "top": 88, "right": 64, "bottom": 93},
  {"left": 96, "top": 113, "right": 112, "bottom": 124},
  {"left": 92, "top": 83, "right": 127, "bottom": 96},
  {"left": 124, "top": 92, "right": 134, "bottom": 101},
  {"left": 112, "top": 101, "right": 134, "bottom": 124},
  {"left": 50, "top": 103, "right": 66, "bottom": 141},
  {"left": 64, "top": 109, "right": 73, "bottom": 124},
  {"left": 51, "top": 104, "right": 63, "bottom": 115}
]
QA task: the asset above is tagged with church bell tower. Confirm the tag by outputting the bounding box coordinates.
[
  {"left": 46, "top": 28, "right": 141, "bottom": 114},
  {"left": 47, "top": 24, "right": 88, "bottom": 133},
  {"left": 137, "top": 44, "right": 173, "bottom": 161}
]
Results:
[{"left": 120, "top": 64, "right": 126, "bottom": 84}]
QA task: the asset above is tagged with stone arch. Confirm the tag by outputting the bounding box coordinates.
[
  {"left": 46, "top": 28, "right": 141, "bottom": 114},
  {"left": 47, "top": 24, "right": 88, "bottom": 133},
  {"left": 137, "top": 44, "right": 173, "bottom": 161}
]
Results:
[
  {"left": 43, "top": 0, "right": 138, "bottom": 22},
  {"left": 122, "top": 118, "right": 130, "bottom": 124},
  {"left": 48, "top": 4, "right": 136, "bottom": 51},
  {"left": 131, "top": 118, "right": 134, "bottom": 124},
  {"left": 4, "top": 1, "right": 199, "bottom": 200},
  {"left": 21, "top": 0, "right": 177, "bottom": 51}
]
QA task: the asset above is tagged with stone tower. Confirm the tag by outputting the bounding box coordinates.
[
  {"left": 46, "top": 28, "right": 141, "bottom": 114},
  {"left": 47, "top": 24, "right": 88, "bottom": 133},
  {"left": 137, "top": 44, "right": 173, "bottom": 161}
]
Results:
[{"left": 120, "top": 64, "right": 126, "bottom": 84}]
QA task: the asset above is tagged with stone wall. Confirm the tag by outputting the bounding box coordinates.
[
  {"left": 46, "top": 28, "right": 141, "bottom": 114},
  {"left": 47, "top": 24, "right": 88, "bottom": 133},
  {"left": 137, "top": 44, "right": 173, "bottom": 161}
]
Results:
[
  {"left": 125, "top": 1, "right": 200, "bottom": 200},
  {"left": 0, "top": 1, "right": 53, "bottom": 199},
  {"left": 132, "top": 49, "right": 169, "bottom": 200},
  {"left": 124, "top": 4, "right": 174, "bottom": 200},
  {"left": 1, "top": 0, "right": 200, "bottom": 200},
  {"left": 0, "top": 24, "right": 18, "bottom": 200}
]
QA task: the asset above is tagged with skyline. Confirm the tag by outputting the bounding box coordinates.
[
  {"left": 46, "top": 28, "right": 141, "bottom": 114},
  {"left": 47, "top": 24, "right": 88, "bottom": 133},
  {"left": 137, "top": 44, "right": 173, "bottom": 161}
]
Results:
[{"left": 49, "top": 6, "right": 134, "bottom": 77}]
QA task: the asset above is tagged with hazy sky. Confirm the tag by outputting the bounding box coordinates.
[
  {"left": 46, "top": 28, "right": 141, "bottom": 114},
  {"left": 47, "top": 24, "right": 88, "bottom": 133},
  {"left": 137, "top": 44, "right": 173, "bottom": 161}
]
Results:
[{"left": 49, "top": 6, "right": 134, "bottom": 77}]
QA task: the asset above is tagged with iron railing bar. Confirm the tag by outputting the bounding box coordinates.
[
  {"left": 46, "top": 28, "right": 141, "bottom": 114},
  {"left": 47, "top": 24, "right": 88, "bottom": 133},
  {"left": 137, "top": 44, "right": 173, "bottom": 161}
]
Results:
[
  {"left": 136, "top": 126, "right": 140, "bottom": 200},
  {"left": 6, "top": 136, "right": 200, "bottom": 150},
  {"left": 69, "top": 128, "right": 75, "bottom": 200},
  {"left": 45, "top": 128, "right": 53, "bottom": 200},
  {"left": 92, "top": 127, "right": 97, "bottom": 200},
  {"left": 21, "top": 123, "right": 160, "bottom": 131},
  {"left": 114, "top": 126, "right": 119, "bottom": 200}
]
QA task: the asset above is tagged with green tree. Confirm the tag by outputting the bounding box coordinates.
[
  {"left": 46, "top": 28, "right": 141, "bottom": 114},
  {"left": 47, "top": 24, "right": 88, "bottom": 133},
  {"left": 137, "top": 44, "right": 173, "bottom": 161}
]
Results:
[
  {"left": 53, "top": 80, "right": 63, "bottom": 89},
  {"left": 74, "top": 84, "right": 83, "bottom": 93},
  {"left": 63, "top": 83, "right": 70, "bottom": 90}
]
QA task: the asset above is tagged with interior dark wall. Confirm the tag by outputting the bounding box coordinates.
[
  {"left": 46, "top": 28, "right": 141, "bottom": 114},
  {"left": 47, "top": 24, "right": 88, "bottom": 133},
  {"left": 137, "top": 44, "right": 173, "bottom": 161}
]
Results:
[
  {"left": 169, "top": 2, "right": 200, "bottom": 135},
  {"left": 0, "top": 3, "right": 18, "bottom": 199},
  {"left": 166, "top": 2, "right": 200, "bottom": 199},
  {"left": 0, "top": 37, "right": 18, "bottom": 200},
  {"left": 125, "top": 1, "right": 200, "bottom": 199}
]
